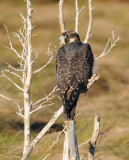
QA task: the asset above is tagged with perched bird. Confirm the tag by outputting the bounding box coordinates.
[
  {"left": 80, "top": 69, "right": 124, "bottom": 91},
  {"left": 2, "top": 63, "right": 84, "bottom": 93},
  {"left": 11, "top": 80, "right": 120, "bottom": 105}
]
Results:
[{"left": 56, "top": 31, "right": 97, "bottom": 120}]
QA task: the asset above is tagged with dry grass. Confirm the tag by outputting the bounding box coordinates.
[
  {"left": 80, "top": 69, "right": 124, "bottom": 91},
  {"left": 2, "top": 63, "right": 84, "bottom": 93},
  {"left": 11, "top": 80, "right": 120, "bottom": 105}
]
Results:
[{"left": 0, "top": 0, "right": 129, "bottom": 160}]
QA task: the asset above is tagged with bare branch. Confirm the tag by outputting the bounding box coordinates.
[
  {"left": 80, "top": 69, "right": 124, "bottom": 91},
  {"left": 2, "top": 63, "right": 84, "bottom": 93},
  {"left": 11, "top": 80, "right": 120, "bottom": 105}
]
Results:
[
  {"left": 33, "top": 56, "right": 53, "bottom": 73},
  {"left": 21, "top": 70, "right": 99, "bottom": 160},
  {"left": 13, "top": 31, "right": 24, "bottom": 49},
  {"left": 32, "top": 86, "right": 58, "bottom": 108},
  {"left": 33, "top": 43, "right": 54, "bottom": 74},
  {"left": 30, "top": 103, "right": 54, "bottom": 115},
  {"left": 4, "top": 69, "right": 23, "bottom": 82},
  {"left": 7, "top": 63, "right": 24, "bottom": 72},
  {"left": 88, "top": 114, "right": 101, "bottom": 160},
  {"left": 42, "top": 129, "right": 65, "bottom": 160},
  {"left": 96, "top": 31, "right": 120, "bottom": 60},
  {"left": 21, "top": 106, "right": 64, "bottom": 160},
  {"left": 80, "top": 154, "right": 88, "bottom": 160},
  {"left": 84, "top": 0, "right": 93, "bottom": 43},
  {"left": 4, "top": 25, "right": 25, "bottom": 60},
  {"left": 75, "top": 0, "right": 85, "bottom": 33},
  {"left": 30, "top": 86, "right": 59, "bottom": 114},
  {"left": 87, "top": 74, "right": 99, "bottom": 90},
  {"left": 0, "top": 93, "right": 23, "bottom": 117},
  {"left": 78, "top": 139, "right": 90, "bottom": 148},
  {"left": 20, "top": 13, "right": 26, "bottom": 24},
  {"left": 59, "top": 0, "right": 66, "bottom": 33},
  {"left": 1, "top": 70, "right": 24, "bottom": 92}
]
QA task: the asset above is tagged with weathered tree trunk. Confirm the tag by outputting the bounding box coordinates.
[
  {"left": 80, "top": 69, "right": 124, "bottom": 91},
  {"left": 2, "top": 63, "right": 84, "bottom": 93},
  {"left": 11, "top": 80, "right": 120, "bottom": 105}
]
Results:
[
  {"left": 88, "top": 114, "right": 100, "bottom": 160},
  {"left": 63, "top": 120, "right": 80, "bottom": 160},
  {"left": 23, "top": 0, "right": 33, "bottom": 159}
]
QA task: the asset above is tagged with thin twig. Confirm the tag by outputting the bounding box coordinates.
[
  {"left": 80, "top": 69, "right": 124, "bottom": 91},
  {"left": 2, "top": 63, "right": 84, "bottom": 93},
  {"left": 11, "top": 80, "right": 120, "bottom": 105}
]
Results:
[
  {"left": 78, "top": 139, "right": 90, "bottom": 148},
  {"left": 7, "top": 63, "right": 24, "bottom": 72},
  {"left": 80, "top": 154, "right": 88, "bottom": 160},
  {"left": 96, "top": 31, "right": 120, "bottom": 60},
  {"left": 75, "top": 0, "right": 85, "bottom": 33},
  {"left": 30, "top": 103, "right": 54, "bottom": 115},
  {"left": 0, "top": 93, "right": 23, "bottom": 117},
  {"left": 30, "top": 86, "right": 59, "bottom": 114},
  {"left": 84, "top": 0, "right": 93, "bottom": 43},
  {"left": 42, "top": 129, "right": 65, "bottom": 160},
  {"left": 59, "top": 0, "right": 66, "bottom": 33},
  {"left": 33, "top": 43, "right": 54, "bottom": 74},
  {"left": 4, "top": 69, "right": 23, "bottom": 82},
  {"left": 33, "top": 56, "right": 53, "bottom": 73},
  {"left": 32, "top": 86, "right": 58, "bottom": 108},
  {"left": 4, "top": 25, "right": 25, "bottom": 60},
  {"left": 1, "top": 70, "right": 24, "bottom": 92}
]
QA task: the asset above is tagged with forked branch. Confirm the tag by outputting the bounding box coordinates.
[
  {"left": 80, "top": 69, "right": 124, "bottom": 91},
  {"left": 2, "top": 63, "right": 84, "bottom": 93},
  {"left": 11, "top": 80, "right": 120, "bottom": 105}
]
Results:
[
  {"left": 96, "top": 31, "right": 120, "bottom": 60},
  {"left": 33, "top": 43, "right": 55, "bottom": 74},
  {"left": 0, "top": 93, "right": 23, "bottom": 117},
  {"left": 75, "top": 0, "right": 85, "bottom": 33},
  {"left": 0, "top": 69, "right": 24, "bottom": 92},
  {"left": 21, "top": 74, "right": 99, "bottom": 160},
  {"left": 4, "top": 69, "right": 23, "bottom": 82},
  {"left": 33, "top": 86, "right": 58, "bottom": 106},
  {"left": 21, "top": 106, "right": 63, "bottom": 160},
  {"left": 4, "top": 25, "right": 25, "bottom": 60}
]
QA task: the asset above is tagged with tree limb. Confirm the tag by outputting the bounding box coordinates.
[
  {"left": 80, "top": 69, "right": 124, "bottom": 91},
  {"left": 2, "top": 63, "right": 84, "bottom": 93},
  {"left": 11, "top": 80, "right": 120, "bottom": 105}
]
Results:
[
  {"left": 20, "top": 74, "right": 99, "bottom": 160},
  {"left": 84, "top": 0, "right": 93, "bottom": 43},
  {"left": 96, "top": 31, "right": 120, "bottom": 60},
  {"left": 21, "top": 106, "right": 64, "bottom": 160},
  {"left": 42, "top": 128, "right": 65, "bottom": 160},
  {"left": 4, "top": 69, "right": 23, "bottom": 82},
  {"left": 1, "top": 70, "right": 24, "bottom": 92},
  {"left": 32, "top": 86, "right": 58, "bottom": 108},
  {"left": 4, "top": 25, "right": 25, "bottom": 60},
  {"left": 30, "top": 103, "right": 54, "bottom": 115},
  {"left": 0, "top": 93, "right": 23, "bottom": 118},
  {"left": 88, "top": 114, "right": 100, "bottom": 160},
  {"left": 7, "top": 63, "right": 24, "bottom": 72},
  {"left": 75, "top": 0, "right": 85, "bottom": 33},
  {"left": 33, "top": 43, "right": 55, "bottom": 74},
  {"left": 59, "top": 0, "right": 66, "bottom": 33}
]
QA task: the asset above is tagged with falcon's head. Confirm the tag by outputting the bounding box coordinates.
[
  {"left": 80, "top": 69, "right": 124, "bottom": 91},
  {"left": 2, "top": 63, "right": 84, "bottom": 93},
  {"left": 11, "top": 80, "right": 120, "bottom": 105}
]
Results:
[{"left": 59, "top": 31, "right": 80, "bottom": 46}]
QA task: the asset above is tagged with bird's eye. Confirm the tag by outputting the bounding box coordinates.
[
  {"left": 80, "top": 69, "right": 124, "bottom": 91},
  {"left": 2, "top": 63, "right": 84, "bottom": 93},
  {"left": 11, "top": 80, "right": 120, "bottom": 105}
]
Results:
[{"left": 65, "top": 35, "right": 68, "bottom": 38}]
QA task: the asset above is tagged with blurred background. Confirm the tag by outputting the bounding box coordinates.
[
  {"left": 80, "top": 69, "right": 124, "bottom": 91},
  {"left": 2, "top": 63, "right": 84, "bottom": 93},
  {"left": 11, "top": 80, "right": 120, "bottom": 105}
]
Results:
[{"left": 0, "top": 0, "right": 129, "bottom": 159}]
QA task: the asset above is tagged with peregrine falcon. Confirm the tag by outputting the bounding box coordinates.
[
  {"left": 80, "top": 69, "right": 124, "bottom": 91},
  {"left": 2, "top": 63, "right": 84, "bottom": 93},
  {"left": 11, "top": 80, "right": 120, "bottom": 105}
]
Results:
[{"left": 56, "top": 31, "right": 97, "bottom": 120}]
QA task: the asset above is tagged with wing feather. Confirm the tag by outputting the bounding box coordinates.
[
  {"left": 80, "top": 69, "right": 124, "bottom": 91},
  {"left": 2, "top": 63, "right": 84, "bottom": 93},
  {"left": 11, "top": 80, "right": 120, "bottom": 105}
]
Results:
[{"left": 56, "top": 42, "right": 94, "bottom": 94}]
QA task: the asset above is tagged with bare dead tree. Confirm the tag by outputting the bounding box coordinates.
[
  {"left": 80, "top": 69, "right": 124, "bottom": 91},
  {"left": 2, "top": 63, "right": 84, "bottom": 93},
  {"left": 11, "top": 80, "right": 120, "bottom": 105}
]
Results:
[
  {"left": 21, "top": 0, "right": 119, "bottom": 159},
  {"left": 0, "top": 0, "right": 56, "bottom": 160},
  {"left": 59, "top": 0, "right": 120, "bottom": 160},
  {"left": 0, "top": 0, "right": 120, "bottom": 160}
]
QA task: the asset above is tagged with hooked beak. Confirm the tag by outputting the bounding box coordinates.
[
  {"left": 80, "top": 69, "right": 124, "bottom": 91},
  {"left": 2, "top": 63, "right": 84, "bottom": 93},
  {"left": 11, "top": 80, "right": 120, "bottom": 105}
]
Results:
[{"left": 59, "top": 35, "right": 65, "bottom": 41}]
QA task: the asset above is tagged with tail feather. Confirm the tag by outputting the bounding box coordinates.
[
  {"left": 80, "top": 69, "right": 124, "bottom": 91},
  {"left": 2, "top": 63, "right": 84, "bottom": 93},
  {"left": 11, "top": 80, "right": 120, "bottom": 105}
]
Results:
[{"left": 61, "top": 84, "right": 83, "bottom": 120}]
